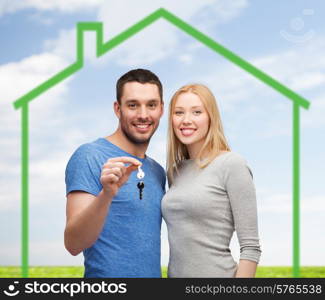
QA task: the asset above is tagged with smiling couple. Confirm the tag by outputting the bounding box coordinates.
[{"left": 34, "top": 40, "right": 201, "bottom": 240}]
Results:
[{"left": 64, "top": 69, "right": 261, "bottom": 278}]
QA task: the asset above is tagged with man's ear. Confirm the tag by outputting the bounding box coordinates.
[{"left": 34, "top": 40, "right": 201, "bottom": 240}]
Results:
[
  {"left": 114, "top": 101, "right": 121, "bottom": 119},
  {"left": 160, "top": 101, "right": 164, "bottom": 117}
]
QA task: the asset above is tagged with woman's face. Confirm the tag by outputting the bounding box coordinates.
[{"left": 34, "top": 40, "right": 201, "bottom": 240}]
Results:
[{"left": 172, "top": 92, "right": 210, "bottom": 150}]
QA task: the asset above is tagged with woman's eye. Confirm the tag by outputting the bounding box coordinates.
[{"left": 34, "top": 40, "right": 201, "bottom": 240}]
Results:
[
  {"left": 193, "top": 110, "right": 202, "bottom": 115},
  {"left": 174, "top": 111, "right": 183, "bottom": 115}
]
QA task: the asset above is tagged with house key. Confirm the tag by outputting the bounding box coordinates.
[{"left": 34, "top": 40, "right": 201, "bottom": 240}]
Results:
[
  {"left": 137, "top": 181, "right": 144, "bottom": 200},
  {"left": 137, "top": 166, "right": 145, "bottom": 200}
]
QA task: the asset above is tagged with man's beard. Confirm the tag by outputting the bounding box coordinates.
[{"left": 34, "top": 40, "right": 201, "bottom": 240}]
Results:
[
  {"left": 120, "top": 115, "right": 158, "bottom": 145},
  {"left": 121, "top": 123, "right": 152, "bottom": 145}
]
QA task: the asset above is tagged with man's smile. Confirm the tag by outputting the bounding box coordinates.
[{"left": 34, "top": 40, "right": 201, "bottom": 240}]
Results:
[{"left": 133, "top": 123, "right": 152, "bottom": 133}]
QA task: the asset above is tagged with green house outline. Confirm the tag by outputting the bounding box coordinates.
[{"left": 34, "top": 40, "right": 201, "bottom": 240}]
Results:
[{"left": 12, "top": 8, "right": 310, "bottom": 278}]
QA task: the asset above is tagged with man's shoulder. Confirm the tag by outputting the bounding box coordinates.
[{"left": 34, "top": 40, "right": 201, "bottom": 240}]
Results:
[
  {"left": 67, "top": 138, "right": 111, "bottom": 168},
  {"left": 72, "top": 139, "right": 101, "bottom": 158}
]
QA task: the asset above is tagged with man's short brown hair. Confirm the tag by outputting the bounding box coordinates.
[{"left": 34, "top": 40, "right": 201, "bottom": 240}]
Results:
[{"left": 116, "top": 69, "right": 163, "bottom": 103}]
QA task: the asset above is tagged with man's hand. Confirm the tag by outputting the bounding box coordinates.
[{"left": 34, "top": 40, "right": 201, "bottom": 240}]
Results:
[{"left": 100, "top": 156, "right": 141, "bottom": 198}]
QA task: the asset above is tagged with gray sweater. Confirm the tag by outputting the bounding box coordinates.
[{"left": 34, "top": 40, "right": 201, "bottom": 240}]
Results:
[{"left": 162, "top": 152, "right": 261, "bottom": 278}]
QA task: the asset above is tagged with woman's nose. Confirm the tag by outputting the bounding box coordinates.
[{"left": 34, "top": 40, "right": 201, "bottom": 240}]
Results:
[{"left": 182, "top": 113, "right": 192, "bottom": 124}]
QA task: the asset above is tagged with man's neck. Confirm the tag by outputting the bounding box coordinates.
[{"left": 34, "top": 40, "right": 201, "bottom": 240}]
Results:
[{"left": 106, "top": 129, "right": 148, "bottom": 159}]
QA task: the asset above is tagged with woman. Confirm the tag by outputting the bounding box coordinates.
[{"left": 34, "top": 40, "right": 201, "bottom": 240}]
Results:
[{"left": 162, "top": 84, "right": 261, "bottom": 278}]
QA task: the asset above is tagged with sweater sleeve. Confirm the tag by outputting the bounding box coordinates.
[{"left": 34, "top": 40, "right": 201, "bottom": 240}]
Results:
[{"left": 223, "top": 154, "right": 262, "bottom": 263}]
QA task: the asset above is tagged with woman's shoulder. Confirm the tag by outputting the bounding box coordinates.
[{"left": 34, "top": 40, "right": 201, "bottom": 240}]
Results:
[
  {"left": 217, "top": 152, "right": 254, "bottom": 181},
  {"left": 211, "top": 151, "right": 249, "bottom": 172},
  {"left": 212, "top": 151, "right": 246, "bottom": 164},
  {"left": 223, "top": 151, "right": 247, "bottom": 163}
]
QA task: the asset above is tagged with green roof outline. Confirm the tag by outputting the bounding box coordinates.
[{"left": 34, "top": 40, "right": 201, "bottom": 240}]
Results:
[
  {"left": 13, "top": 8, "right": 310, "bottom": 109},
  {"left": 12, "top": 8, "right": 309, "bottom": 278}
]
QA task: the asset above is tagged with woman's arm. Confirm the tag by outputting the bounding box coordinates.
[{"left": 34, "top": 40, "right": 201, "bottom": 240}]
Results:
[
  {"left": 235, "top": 259, "right": 258, "bottom": 277},
  {"left": 223, "top": 154, "right": 262, "bottom": 277}
]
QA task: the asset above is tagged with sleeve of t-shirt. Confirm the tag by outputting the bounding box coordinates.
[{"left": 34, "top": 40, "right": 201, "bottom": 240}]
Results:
[
  {"left": 223, "top": 153, "right": 262, "bottom": 264},
  {"left": 65, "top": 144, "right": 102, "bottom": 197}
]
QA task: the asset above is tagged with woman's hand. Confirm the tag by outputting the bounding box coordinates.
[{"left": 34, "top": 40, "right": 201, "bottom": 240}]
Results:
[{"left": 235, "top": 259, "right": 258, "bottom": 278}]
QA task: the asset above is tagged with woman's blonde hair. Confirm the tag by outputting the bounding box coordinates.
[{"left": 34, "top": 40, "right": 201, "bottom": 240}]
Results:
[{"left": 167, "top": 84, "right": 230, "bottom": 184}]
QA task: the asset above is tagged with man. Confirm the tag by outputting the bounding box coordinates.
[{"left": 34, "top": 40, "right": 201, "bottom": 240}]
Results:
[{"left": 64, "top": 69, "right": 165, "bottom": 278}]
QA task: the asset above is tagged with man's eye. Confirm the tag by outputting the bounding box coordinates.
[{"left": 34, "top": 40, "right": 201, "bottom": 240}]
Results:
[
  {"left": 148, "top": 103, "right": 157, "bottom": 108},
  {"left": 128, "top": 103, "right": 137, "bottom": 108}
]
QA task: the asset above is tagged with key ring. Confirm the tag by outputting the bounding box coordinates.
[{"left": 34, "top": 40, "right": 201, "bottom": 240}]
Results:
[{"left": 137, "top": 166, "right": 145, "bottom": 179}]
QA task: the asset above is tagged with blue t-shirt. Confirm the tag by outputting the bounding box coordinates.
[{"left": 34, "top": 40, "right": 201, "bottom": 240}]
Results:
[{"left": 65, "top": 138, "right": 166, "bottom": 278}]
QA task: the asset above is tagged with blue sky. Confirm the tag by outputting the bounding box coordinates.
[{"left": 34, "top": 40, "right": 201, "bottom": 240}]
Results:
[{"left": 0, "top": 0, "right": 324, "bottom": 268}]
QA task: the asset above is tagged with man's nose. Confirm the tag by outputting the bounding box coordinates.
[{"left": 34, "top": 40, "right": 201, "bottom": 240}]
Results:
[{"left": 138, "top": 106, "right": 149, "bottom": 119}]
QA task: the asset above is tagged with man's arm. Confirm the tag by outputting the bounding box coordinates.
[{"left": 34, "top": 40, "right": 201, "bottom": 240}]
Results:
[
  {"left": 64, "top": 156, "right": 141, "bottom": 256},
  {"left": 64, "top": 189, "right": 113, "bottom": 256}
]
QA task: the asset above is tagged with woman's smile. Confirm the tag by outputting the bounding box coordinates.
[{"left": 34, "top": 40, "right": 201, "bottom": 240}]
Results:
[{"left": 180, "top": 127, "right": 197, "bottom": 137}]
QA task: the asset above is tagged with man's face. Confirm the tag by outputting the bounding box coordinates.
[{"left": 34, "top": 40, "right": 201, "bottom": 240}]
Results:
[{"left": 115, "top": 81, "right": 163, "bottom": 145}]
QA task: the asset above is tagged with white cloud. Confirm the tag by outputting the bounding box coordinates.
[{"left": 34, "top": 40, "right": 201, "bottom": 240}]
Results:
[
  {"left": 289, "top": 72, "right": 325, "bottom": 91},
  {"left": 192, "top": 35, "right": 325, "bottom": 140},
  {"left": 30, "top": 241, "right": 84, "bottom": 265},
  {"left": 28, "top": 12, "right": 55, "bottom": 25},
  {"left": 44, "top": 29, "right": 77, "bottom": 63},
  {"left": 101, "top": 20, "right": 178, "bottom": 67},
  {"left": 255, "top": 191, "right": 325, "bottom": 265},
  {"left": 40, "top": 0, "right": 248, "bottom": 67},
  {"left": 258, "top": 192, "right": 325, "bottom": 214},
  {"left": 178, "top": 54, "right": 193, "bottom": 64},
  {"left": 0, "top": 244, "right": 20, "bottom": 265},
  {"left": 209, "top": 0, "right": 247, "bottom": 22},
  {"left": 0, "top": 129, "right": 20, "bottom": 214},
  {"left": 0, "top": 53, "right": 67, "bottom": 102},
  {"left": 98, "top": 0, "right": 248, "bottom": 38},
  {"left": 250, "top": 38, "right": 325, "bottom": 133},
  {"left": 301, "top": 93, "right": 325, "bottom": 129},
  {"left": 258, "top": 193, "right": 292, "bottom": 214},
  {"left": 0, "top": 51, "right": 70, "bottom": 154},
  {"left": 97, "top": 0, "right": 247, "bottom": 66},
  {"left": 200, "top": 62, "right": 262, "bottom": 111},
  {"left": 252, "top": 38, "right": 325, "bottom": 93},
  {"left": 0, "top": 0, "right": 103, "bottom": 16},
  {"left": 161, "top": 221, "right": 169, "bottom": 266},
  {"left": 0, "top": 52, "right": 71, "bottom": 217},
  {"left": 0, "top": 184, "right": 20, "bottom": 212}
]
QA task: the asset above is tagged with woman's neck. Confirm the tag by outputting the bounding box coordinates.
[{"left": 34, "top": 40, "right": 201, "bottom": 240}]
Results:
[
  {"left": 187, "top": 143, "right": 228, "bottom": 160},
  {"left": 187, "top": 140, "right": 206, "bottom": 160}
]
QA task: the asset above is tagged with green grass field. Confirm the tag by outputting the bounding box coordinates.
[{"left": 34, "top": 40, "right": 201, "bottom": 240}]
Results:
[{"left": 1, "top": 266, "right": 324, "bottom": 278}]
